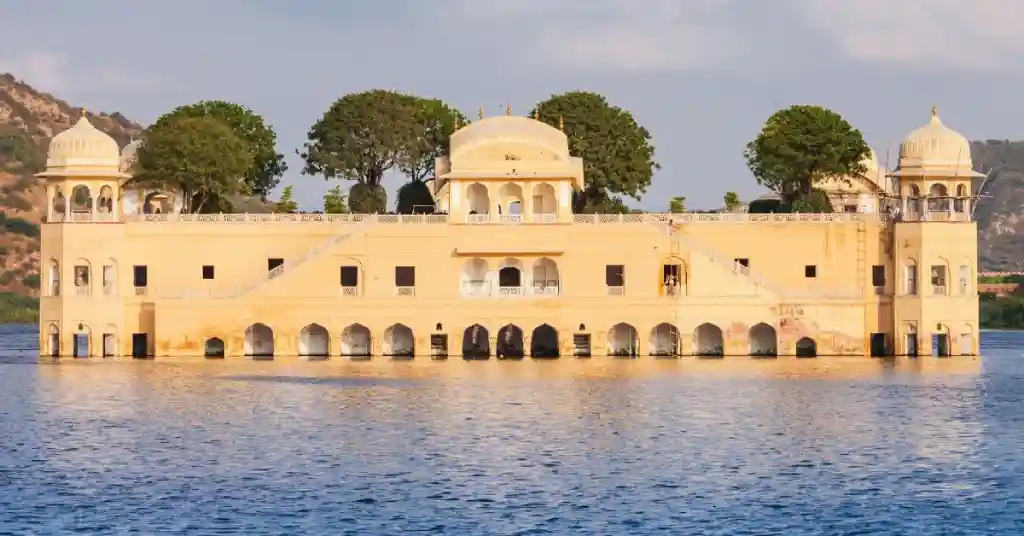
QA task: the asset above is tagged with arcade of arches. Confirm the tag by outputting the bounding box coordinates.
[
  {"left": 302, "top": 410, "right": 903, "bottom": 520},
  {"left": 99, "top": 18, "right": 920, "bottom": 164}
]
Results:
[{"left": 191, "top": 321, "right": 826, "bottom": 358}]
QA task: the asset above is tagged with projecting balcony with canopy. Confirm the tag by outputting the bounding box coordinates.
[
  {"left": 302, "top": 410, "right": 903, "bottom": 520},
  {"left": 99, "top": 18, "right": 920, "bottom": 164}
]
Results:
[{"left": 459, "top": 257, "right": 562, "bottom": 298}]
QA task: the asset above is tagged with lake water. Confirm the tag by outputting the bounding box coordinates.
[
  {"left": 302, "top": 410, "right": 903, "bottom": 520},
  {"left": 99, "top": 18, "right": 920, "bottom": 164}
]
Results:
[{"left": 1, "top": 324, "right": 1023, "bottom": 535}]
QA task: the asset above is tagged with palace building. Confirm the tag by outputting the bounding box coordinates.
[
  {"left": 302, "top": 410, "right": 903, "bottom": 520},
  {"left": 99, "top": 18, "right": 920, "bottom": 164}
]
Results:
[{"left": 37, "top": 106, "right": 980, "bottom": 359}]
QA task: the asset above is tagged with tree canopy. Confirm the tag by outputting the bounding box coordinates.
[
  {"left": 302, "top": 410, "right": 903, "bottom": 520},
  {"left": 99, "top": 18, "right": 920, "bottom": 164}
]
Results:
[
  {"left": 744, "top": 105, "right": 869, "bottom": 211},
  {"left": 300, "top": 90, "right": 422, "bottom": 212},
  {"left": 323, "top": 185, "right": 349, "bottom": 214},
  {"left": 132, "top": 117, "right": 253, "bottom": 213},
  {"left": 275, "top": 185, "right": 298, "bottom": 213},
  {"left": 723, "top": 192, "right": 741, "bottom": 212},
  {"left": 153, "top": 100, "right": 286, "bottom": 200},
  {"left": 401, "top": 98, "right": 469, "bottom": 182},
  {"left": 530, "top": 91, "right": 659, "bottom": 213}
]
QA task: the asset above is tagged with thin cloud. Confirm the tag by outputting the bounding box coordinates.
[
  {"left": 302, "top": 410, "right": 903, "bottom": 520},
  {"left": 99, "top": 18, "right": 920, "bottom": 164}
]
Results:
[{"left": 792, "top": 0, "right": 1024, "bottom": 69}]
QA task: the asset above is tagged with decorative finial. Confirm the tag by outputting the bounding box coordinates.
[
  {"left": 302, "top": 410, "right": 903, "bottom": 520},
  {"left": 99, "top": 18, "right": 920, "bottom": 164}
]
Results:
[
  {"left": 506, "top": 103, "right": 511, "bottom": 116},
  {"left": 931, "top": 104, "right": 938, "bottom": 118},
  {"left": 559, "top": 115, "right": 564, "bottom": 131},
  {"left": 478, "top": 106, "right": 484, "bottom": 120},
  {"left": 533, "top": 109, "right": 539, "bottom": 120},
  {"left": 81, "top": 106, "right": 87, "bottom": 119}
]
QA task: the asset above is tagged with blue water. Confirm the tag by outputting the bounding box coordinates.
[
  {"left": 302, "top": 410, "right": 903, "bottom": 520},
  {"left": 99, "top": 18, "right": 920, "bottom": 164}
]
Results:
[{"left": 1, "top": 324, "right": 1023, "bottom": 535}]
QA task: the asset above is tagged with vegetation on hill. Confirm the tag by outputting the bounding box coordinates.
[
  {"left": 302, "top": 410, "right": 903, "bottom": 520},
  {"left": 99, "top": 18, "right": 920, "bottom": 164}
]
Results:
[{"left": 970, "top": 140, "right": 1024, "bottom": 271}]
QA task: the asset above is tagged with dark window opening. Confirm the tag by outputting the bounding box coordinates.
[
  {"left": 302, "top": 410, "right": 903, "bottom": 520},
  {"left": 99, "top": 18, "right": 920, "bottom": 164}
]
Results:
[
  {"left": 804, "top": 265, "right": 817, "bottom": 278},
  {"left": 872, "top": 265, "right": 885, "bottom": 287},
  {"left": 132, "top": 265, "right": 148, "bottom": 287},
  {"left": 268, "top": 258, "right": 284, "bottom": 271},
  {"left": 498, "top": 267, "right": 521, "bottom": 287},
  {"left": 395, "top": 266, "right": 416, "bottom": 287},
  {"left": 844, "top": 204, "right": 858, "bottom": 213},
  {"left": 605, "top": 265, "right": 625, "bottom": 286},
  {"left": 340, "top": 266, "right": 359, "bottom": 287},
  {"left": 202, "top": 265, "right": 215, "bottom": 280},
  {"left": 735, "top": 258, "right": 749, "bottom": 268}
]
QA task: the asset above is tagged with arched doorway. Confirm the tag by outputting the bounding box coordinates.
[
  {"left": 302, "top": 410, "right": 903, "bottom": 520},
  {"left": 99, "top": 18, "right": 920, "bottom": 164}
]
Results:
[
  {"left": 693, "top": 323, "right": 723, "bottom": 357},
  {"left": 649, "top": 323, "right": 680, "bottom": 357},
  {"left": 340, "top": 323, "right": 371, "bottom": 358},
  {"left": 749, "top": 323, "right": 777, "bottom": 357},
  {"left": 795, "top": 337, "right": 817, "bottom": 358},
  {"left": 530, "top": 324, "right": 559, "bottom": 358},
  {"left": 462, "top": 324, "right": 490, "bottom": 359},
  {"left": 204, "top": 337, "right": 225, "bottom": 358},
  {"left": 497, "top": 324, "right": 524, "bottom": 359},
  {"left": 244, "top": 323, "right": 274, "bottom": 358},
  {"left": 48, "top": 323, "right": 60, "bottom": 358},
  {"left": 461, "top": 257, "right": 490, "bottom": 296},
  {"left": 73, "top": 324, "right": 91, "bottom": 358},
  {"left": 607, "top": 323, "right": 638, "bottom": 358},
  {"left": 299, "top": 323, "right": 330, "bottom": 358},
  {"left": 384, "top": 323, "right": 415, "bottom": 358}
]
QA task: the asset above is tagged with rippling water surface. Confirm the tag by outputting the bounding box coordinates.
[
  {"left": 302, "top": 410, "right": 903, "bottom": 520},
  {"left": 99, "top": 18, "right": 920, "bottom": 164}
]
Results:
[{"left": 2, "top": 324, "right": 1024, "bottom": 535}]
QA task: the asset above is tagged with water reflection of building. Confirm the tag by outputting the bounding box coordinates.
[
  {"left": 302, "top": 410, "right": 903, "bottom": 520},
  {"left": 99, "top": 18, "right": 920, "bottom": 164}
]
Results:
[{"left": 38, "top": 106, "right": 978, "bottom": 360}]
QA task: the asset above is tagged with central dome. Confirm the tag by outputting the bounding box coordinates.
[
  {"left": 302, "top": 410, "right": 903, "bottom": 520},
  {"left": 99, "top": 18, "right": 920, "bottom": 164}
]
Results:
[
  {"left": 898, "top": 106, "right": 972, "bottom": 168},
  {"left": 45, "top": 114, "right": 121, "bottom": 172}
]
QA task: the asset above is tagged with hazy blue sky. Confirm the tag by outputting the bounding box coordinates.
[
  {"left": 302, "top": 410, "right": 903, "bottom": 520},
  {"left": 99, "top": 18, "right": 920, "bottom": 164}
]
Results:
[{"left": 3, "top": 0, "right": 1024, "bottom": 210}]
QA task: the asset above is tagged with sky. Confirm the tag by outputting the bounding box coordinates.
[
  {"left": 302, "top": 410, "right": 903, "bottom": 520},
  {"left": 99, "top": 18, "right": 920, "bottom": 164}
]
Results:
[{"left": 3, "top": 0, "right": 1024, "bottom": 211}]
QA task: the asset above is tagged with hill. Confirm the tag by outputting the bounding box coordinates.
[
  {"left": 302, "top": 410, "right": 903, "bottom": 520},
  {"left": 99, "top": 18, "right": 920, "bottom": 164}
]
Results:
[
  {"left": 971, "top": 140, "right": 1024, "bottom": 271},
  {"left": 0, "top": 72, "right": 142, "bottom": 300}
]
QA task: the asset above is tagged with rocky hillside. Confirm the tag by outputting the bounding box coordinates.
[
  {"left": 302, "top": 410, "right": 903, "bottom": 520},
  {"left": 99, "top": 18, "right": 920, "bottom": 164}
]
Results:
[
  {"left": 972, "top": 140, "right": 1024, "bottom": 270},
  {"left": 0, "top": 72, "right": 143, "bottom": 298}
]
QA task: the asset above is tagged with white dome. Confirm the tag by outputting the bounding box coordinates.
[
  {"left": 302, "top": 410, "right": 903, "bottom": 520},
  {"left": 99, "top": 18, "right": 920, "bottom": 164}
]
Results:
[
  {"left": 46, "top": 115, "right": 121, "bottom": 172},
  {"left": 898, "top": 106, "right": 971, "bottom": 168}
]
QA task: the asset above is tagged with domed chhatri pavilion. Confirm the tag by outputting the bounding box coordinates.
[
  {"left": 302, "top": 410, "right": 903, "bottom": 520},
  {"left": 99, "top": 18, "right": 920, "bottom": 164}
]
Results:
[{"left": 37, "top": 106, "right": 979, "bottom": 360}]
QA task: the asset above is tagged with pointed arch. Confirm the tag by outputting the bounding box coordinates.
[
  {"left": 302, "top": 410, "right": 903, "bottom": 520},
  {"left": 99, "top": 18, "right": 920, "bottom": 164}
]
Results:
[
  {"left": 693, "top": 323, "right": 723, "bottom": 357},
  {"left": 795, "top": 337, "right": 817, "bottom": 358},
  {"left": 607, "top": 323, "right": 638, "bottom": 358},
  {"left": 497, "top": 324, "right": 524, "bottom": 359},
  {"left": 530, "top": 324, "right": 559, "bottom": 358},
  {"left": 299, "top": 323, "right": 330, "bottom": 358},
  {"left": 340, "top": 323, "right": 371, "bottom": 358},
  {"left": 649, "top": 323, "right": 681, "bottom": 357},
  {"left": 383, "top": 323, "right": 414, "bottom": 358},
  {"left": 204, "top": 337, "right": 226, "bottom": 358},
  {"left": 462, "top": 324, "right": 491, "bottom": 359},
  {"left": 749, "top": 323, "right": 777, "bottom": 356},
  {"left": 244, "top": 323, "right": 274, "bottom": 358}
]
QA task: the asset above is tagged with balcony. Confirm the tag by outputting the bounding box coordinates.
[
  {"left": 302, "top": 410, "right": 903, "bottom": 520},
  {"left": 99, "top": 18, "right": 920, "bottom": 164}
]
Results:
[
  {"left": 463, "top": 281, "right": 489, "bottom": 296},
  {"left": 532, "top": 281, "right": 559, "bottom": 296},
  {"left": 499, "top": 214, "right": 522, "bottom": 224},
  {"left": 498, "top": 286, "right": 524, "bottom": 296}
]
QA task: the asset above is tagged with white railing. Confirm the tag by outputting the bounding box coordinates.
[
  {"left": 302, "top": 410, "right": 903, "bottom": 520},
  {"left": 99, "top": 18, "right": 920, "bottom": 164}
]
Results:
[
  {"left": 607, "top": 286, "right": 625, "bottom": 296},
  {"left": 134, "top": 286, "right": 147, "bottom": 296},
  {"left": 532, "top": 284, "right": 559, "bottom": 296},
  {"left": 499, "top": 214, "right": 523, "bottom": 224},
  {"left": 396, "top": 286, "right": 415, "bottom": 296},
  {"left": 462, "top": 281, "right": 490, "bottom": 296},
  {"left": 74, "top": 286, "right": 90, "bottom": 296},
  {"left": 47, "top": 212, "right": 887, "bottom": 225},
  {"left": 342, "top": 286, "right": 359, "bottom": 297},
  {"left": 498, "top": 286, "right": 523, "bottom": 296}
]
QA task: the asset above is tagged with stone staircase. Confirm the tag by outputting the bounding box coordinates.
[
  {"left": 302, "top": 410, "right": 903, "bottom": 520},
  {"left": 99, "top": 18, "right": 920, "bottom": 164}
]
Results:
[
  {"left": 654, "top": 220, "right": 860, "bottom": 300},
  {"left": 232, "top": 218, "right": 377, "bottom": 297}
]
